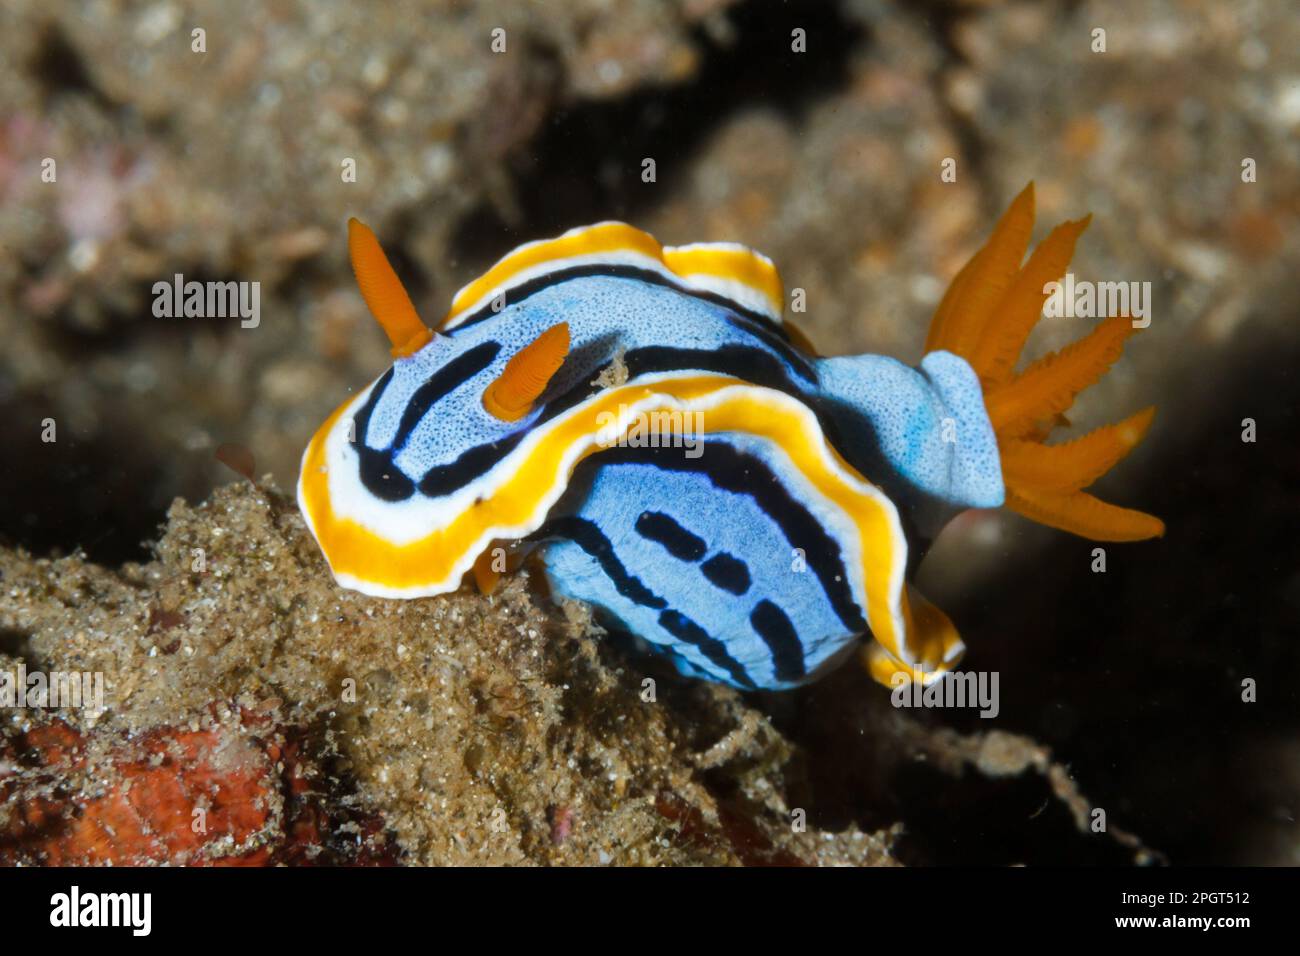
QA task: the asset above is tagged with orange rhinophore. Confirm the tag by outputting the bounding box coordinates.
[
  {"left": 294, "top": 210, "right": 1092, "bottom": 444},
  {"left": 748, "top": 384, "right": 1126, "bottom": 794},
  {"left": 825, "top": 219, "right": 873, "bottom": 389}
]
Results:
[
  {"left": 482, "top": 321, "right": 571, "bottom": 421},
  {"left": 347, "top": 217, "right": 434, "bottom": 358}
]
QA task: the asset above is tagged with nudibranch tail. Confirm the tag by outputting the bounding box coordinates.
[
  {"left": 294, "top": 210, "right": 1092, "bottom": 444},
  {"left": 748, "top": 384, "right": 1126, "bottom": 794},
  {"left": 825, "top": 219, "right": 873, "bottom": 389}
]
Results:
[
  {"left": 863, "top": 584, "right": 965, "bottom": 687},
  {"left": 347, "top": 218, "right": 434, "bottom": 358},
  {"left": 925, "top": 184, "right": 1164, "bottom": 542}
]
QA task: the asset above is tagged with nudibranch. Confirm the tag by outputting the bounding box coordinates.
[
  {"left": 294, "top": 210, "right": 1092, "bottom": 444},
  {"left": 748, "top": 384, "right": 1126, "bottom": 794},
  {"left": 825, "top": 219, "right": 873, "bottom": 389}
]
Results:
[{"left": 298, "top": 185, "right": 1162, "bottom": 691}]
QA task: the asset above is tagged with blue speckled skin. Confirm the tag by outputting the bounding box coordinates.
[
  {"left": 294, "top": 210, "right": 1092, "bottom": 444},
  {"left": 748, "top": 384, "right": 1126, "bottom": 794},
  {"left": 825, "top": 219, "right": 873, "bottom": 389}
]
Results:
[
  {"left": 541, "top": 438, "right": 865, "bottom": 689},
  {"left": 351, "top": 268, "right": 1004, "bottom": 689},
  {"left": 816, "top": 350, "right": 1003, "bottom": 546},
  {"left": 360, "top": 274, "right": 811, "bottom": 484}
]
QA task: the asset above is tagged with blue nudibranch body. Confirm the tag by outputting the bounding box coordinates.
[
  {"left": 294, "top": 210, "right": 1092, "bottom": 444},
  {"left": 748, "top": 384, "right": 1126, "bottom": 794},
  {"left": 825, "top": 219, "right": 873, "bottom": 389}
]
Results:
[{"left": 299, "top": 186, "right": 1163, "bottom": 691}]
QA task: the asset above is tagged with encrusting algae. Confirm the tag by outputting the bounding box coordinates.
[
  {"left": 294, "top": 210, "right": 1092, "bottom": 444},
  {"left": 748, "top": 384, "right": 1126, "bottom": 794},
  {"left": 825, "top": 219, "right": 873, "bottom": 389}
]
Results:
[
  {"left": 0, "top": 482, "right": 894, "bottom": 865},
  {"left": 0, "top": 479, "right": 1153, "bottom": 865}
]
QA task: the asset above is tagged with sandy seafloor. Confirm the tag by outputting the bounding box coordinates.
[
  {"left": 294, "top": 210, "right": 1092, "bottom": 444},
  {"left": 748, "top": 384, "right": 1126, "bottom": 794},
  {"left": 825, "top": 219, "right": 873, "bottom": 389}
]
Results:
[{"left": 0, "top": 0, "right": 1297, "bottom": 864}]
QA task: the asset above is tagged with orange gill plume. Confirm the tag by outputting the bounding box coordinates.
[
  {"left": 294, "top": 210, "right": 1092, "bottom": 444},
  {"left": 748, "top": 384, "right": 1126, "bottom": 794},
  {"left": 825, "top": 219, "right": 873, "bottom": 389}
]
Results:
[
  {"left": 925, "top": 183, "right": 1164, "bottom": 542},
  {"left": 347, "top": 218, "right": 435, "bottom": 358}
]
